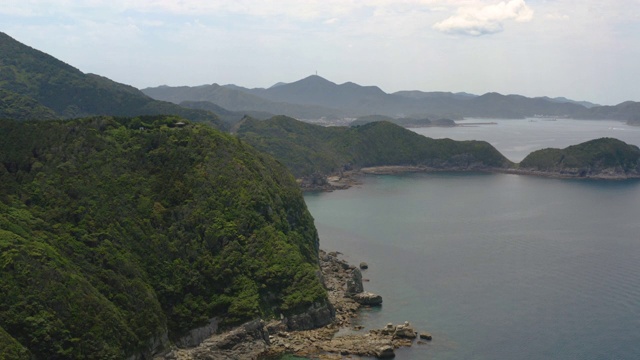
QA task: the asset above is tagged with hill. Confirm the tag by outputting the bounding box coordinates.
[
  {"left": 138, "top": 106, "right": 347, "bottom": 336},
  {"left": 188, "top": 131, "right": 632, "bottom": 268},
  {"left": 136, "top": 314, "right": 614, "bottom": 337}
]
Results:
[
  {"left": 519, "top": 138, "right": 640, "bottom": 178},
  {"left": 0, "top": 116, "right": 327, "bottom": 359},
  {"left": 350, "top": 115, "right": 454, "bottom": 127},
  {"left": 147, "top": 75, "right": 605, "bottom": 120},
  {"left": 235, "top": 116, "right": 512, "bottom": 178},
  {"left": 142, "top": 83, "right": 347, "bottom": 119},
  {"left": 179, "top": 100, "right": 274, "bottom": 125},
  {"left": 576, "top": 101, "right": 640, "bottom": 121},
  {"left": 0, "top": 32, "right": 225, "bottom": 128}
]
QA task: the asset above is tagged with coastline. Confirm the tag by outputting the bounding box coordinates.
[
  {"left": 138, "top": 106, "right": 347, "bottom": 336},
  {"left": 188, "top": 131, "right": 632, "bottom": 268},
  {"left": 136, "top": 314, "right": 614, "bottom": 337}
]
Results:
[
  {"left": 156, "top": 250, "right": 429, "bottom": 360},
  {"left": 301, "top": 165, "right": 640, "bottom": 192}
]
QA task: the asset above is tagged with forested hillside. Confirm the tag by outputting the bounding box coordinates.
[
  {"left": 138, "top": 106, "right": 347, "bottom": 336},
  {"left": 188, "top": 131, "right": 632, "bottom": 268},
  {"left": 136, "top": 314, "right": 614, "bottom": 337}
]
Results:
[
  {"left": 0, "top": 116, "right": 326, "bottom": 359},
  {"left": 519, "top": 138, "right": 640, "bottom": 177},
  {"left": 236, "top": 116, "right": 512, "bottom": 177},
  {"left": 0, "top": 32, "right": 224, "bottom": 129}
]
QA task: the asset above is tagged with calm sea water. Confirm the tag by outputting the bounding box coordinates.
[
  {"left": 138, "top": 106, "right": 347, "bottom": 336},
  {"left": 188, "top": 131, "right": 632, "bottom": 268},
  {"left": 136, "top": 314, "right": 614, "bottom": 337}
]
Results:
[{"left": 303, "top": 119, "right": 640, "bottom": 359}]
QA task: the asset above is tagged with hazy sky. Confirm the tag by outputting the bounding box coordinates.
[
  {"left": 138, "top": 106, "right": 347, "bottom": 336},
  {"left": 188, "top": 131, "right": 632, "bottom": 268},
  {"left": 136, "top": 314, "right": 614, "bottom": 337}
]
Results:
[{"left": 3, "top": 1, "right": 639, "bottom": 105}]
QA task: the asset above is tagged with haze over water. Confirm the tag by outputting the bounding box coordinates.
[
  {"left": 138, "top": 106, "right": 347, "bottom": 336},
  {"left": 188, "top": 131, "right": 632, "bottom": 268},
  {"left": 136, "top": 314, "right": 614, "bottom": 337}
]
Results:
[{"left": 304, "top": 119, "right": 640, "bottom": 359}]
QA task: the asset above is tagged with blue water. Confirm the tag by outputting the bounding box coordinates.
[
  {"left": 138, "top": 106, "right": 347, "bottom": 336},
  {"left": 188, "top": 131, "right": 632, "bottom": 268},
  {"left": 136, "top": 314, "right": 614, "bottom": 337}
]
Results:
[{"left": 303, "top": 120, "right": 640, "bottom": 359}]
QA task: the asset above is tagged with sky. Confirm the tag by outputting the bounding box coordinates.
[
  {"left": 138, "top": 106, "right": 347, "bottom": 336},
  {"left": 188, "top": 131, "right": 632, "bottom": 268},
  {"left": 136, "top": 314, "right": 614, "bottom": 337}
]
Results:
[{"left": 2, "top": 0, "right": 640, "bottom": 105}]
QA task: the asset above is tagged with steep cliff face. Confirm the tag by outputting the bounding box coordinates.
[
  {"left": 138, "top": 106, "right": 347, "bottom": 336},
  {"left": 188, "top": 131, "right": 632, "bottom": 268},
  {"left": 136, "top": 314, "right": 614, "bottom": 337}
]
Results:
[{"left": 0, "top": 116, "right": 327, "bottom": 359}]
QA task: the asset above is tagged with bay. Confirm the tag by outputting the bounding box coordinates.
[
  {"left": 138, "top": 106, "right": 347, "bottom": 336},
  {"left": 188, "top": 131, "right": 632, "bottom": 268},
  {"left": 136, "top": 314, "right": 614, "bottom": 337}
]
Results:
[
  {"left": 413, "top": 118, "right": 640, "bottom": 162},
  {"left": 303, "top": 119, "right": 640, "bottom": 359}
]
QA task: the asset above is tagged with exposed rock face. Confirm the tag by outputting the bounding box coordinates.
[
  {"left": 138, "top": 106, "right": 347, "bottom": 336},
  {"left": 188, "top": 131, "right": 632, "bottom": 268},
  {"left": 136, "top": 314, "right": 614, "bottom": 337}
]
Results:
[
  {"left": 160, "top": 320, "right": 269, "bottom": 360},
  {"left": 175, "top": 318, "right": 219, "bottom": 348},
  {"left": 284, "top": 301, "right": 335, "bottom": 330},
  {"left": 155, "top": 250, "right": 427, "bottom": 360},
  {"left": 352, "top": 292, "right": 383, "bottom": 306},
  {"left": 346, "top": 268, "right": 364, "bottom": 295}
]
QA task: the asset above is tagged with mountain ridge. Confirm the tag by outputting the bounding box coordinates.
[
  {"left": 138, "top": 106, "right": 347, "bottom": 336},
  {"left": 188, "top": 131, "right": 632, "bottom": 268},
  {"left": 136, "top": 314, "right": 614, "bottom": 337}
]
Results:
[
  {"left": 144, "top": 75, "right": 638, "bottom": 121},
  {"left": 0, "top": 32, "right": 225, "bottom": 128}
]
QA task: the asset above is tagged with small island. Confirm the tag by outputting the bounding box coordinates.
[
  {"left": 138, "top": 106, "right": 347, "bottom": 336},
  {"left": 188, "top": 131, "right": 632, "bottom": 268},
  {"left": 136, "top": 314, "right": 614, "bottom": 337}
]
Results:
[{"left": 514, "top": 138, "right": 640, "bottom": 179}]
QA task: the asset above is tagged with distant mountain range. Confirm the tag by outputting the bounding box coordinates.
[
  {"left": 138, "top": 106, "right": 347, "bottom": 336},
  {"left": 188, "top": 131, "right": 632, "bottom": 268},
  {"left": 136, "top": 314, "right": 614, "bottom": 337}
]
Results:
[
  {"left": 0, "top": 32, "right": 225, "bottom": 129},
  {"left": 1, "top": 30, "right": 638, "bottom": 127},
  {"left": 143, "top": 76, "right": 639, "bottom": 123}
]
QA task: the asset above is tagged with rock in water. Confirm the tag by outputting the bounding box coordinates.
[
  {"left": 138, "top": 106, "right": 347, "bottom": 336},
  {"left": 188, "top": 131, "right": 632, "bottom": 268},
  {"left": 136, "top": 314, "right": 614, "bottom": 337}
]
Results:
[
  {"left": 346, "top": 268, "right": 364, "bottom": 295},
  {"left": 419, "top": 332, "right": 433, "bottom": 341},
  {"left": 393, "top": 322, "right": 417, "bottom": 339},
  {"left": 352, "top": 292, "right": 383, "bottom": 306},
  {"left": 375, "top": 345, "right": 396, "bottom": 358},
  {"left": 359, "top": 262, "right": 369, "bottom": 269}
]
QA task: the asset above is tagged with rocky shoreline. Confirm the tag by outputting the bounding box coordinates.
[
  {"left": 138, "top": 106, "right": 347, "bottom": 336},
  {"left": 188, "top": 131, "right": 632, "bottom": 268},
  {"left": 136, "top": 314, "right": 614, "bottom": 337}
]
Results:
[{"left": 155, "top": 250, "right": 430, "bottom": 360}]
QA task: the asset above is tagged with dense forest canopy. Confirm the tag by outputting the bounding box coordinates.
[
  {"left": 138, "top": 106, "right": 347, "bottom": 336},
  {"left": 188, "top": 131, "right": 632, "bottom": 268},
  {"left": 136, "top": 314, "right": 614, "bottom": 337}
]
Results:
[
  {"left": 0, "top": 116, "right": 326, "bottom": 359},
  {"left": 236, "top": 116, "right": 512, "bottom": 177}
]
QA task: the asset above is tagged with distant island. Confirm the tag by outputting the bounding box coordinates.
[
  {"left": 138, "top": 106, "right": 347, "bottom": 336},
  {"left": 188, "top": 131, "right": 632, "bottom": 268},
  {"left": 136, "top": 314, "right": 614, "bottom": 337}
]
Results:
[{"left": 350, "top": 114, "right": 456, "bottom": 127}]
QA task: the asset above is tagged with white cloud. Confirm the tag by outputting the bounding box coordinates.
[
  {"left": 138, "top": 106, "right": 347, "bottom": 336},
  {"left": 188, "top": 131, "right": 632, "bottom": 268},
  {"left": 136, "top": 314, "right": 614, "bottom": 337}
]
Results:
[{"left": 433, "top": 0, "right": 534, "bottom": 36}]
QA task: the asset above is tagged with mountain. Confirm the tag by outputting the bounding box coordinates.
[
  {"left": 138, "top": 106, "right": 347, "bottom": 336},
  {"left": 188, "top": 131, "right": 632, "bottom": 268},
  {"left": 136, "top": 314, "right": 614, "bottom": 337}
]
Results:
[
  {"left": 0, "top": 116, "right": 328, "bottom": 359},
  {"left": 235, "top": 116, "right": 512, "bottom": 178},
  {"left": 519, "top": 138, "right": 640, "bottom": 178},
  {"left": 393, "top": 90, "right": 476, "bottom": 101},
  {"left": 148, "top": 75, "right": 613, "bottom": 120},
  {"left": 544, "top": 96, "right": 600, "bottom": 109},
  {"left": 575, "top": 101, "right": 640, "bottom": 121},
  {"left": 0, "top": 32, "right": 224, "bottom": 128},
  {"left": 142, "top": 83, "right": 347, "bottom": 119}
]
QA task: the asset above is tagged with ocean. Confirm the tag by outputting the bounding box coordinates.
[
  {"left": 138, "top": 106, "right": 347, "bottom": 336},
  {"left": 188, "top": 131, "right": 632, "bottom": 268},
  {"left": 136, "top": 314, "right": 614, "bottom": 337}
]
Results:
[{"left": 303, "top": 119, "right": 640, "bottom": 359}]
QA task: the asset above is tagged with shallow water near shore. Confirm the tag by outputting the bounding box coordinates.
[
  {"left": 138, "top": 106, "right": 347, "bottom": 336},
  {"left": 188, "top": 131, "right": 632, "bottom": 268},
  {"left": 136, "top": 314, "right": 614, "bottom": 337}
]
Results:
[{"left": 303, "top": 119, "right": 640, "bottom": 359}]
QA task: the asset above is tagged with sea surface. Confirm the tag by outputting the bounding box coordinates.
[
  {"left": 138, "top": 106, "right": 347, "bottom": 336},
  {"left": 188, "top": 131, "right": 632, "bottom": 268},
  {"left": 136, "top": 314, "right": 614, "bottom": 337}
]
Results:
[{"left": 303, "top": 119, "right": 640, "bottom": 359}]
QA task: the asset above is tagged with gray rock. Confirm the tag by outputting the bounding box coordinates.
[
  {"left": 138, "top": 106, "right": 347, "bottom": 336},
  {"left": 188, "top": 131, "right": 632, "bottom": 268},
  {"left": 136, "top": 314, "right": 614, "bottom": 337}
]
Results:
[
  {"left": 284, "top": 301, "right": 335, "bottom": 330},
  {"left": 351, "top": 292, "right": 383, "bottom": 306},
  {"left": 375, "top": 345, "right": 396, "bottom": 358},
  {"left": 419, "top": 332, "right": 433, "bottom": 340},
  {"left": 393, "top": 322, "right": 417, "bottom": 339},
  {"left": 346, "top": 268, "right": 364, "bottom": 295},
  {"left": 359, "top": 262, "right": 369, "bottom": 269},
  {"left": 175, "top": 317, "right": 219, "bottom": 348}
]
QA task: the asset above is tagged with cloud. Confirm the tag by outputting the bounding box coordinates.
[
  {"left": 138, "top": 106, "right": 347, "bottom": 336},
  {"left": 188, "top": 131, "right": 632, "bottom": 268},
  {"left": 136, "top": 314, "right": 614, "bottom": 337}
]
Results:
[{"left": 433, "top": 0, "right": 534, "bottom": 36}]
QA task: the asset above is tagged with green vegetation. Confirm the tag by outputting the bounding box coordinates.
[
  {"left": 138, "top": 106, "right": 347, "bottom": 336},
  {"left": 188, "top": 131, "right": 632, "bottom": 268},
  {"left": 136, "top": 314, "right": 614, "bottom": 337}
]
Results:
[
  {"left": 0, "top": 116, "right": 326, "bottom": 358},
  {"left": 236, "top": 116, "right": 512, "bottom": 178},
  {"left": 0, "top": 32, "right": 225, "bottom": 129},
  {"left": 350, "top": 115, "right": 451, "bottom": 127},
  {"left": 519, "top": 138, "right": 640, "bottom": 175}
]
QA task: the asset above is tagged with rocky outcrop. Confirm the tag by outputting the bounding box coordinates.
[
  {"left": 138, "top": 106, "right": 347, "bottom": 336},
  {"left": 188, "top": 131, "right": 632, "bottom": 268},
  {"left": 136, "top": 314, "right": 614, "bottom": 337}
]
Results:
[
  {"left": 352, "top": 292, "right": 383, "bottom": 306},
  {"left": 175, "top": 318, "right": 219, "bottom": 348},
  {"left": 156, "top": 250, "right": 429, "bottom": 360},
  {"left": 393, "top": 322, "right": 417, "bottom": 339},
  {"left": 160, "top": 320, "right": 269, "bottom": 360},
  {"left": 284, "top": 301, "right": 335, "bottom": 331},
  {"left": 346, "top": 268, "right": 364, "bottom": 295},
  {"left": 420, "top": 332, "right": 433, "bottom": 340}
]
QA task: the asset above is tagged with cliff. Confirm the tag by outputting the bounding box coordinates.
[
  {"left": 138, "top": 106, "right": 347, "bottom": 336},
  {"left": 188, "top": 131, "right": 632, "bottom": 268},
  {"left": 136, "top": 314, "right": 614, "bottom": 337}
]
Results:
[{"left": 0, "top": 116, "right": 327, "bottom": 359}]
